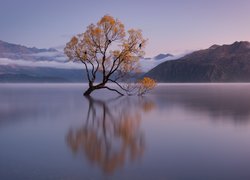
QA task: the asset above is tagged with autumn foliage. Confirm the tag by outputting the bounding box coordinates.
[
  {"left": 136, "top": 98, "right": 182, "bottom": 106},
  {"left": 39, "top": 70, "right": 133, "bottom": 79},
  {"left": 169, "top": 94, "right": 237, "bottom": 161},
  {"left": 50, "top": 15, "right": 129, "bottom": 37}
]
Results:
[
  {"left": 64, "top": 15, "right": 156, "bottom": 96},
  {"left": 137, "top": 77, "right": 157, "bottom": 95}
]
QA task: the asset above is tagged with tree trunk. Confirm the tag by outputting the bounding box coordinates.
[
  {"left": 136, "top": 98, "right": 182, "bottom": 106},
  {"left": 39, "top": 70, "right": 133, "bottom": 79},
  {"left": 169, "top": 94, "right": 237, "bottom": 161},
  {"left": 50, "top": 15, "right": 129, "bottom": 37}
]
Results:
[
  {"left": 84, "top": 86, "right": 95, "bottom": 96},
  {"left": 83, "top": 82, "right": 124, "bottom": 96}
]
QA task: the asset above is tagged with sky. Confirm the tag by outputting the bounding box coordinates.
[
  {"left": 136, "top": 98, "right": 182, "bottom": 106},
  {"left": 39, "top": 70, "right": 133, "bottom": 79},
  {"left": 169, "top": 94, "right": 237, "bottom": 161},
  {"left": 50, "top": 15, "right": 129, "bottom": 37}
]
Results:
[{"left": 1, "top": 0, "right": 250, "bottom": 57}]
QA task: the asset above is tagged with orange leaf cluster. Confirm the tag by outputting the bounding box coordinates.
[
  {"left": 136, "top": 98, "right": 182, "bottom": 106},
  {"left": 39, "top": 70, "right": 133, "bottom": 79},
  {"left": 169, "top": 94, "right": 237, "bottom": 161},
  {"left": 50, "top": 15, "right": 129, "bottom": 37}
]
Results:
[{"left": 138, "top": 77, "right": 157, "bottom": 95}]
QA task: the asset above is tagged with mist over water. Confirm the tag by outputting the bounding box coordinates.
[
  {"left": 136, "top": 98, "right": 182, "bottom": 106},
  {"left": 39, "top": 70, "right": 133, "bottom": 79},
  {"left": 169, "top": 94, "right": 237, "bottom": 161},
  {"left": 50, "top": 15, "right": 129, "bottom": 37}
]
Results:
[{"left": 1, "top": 83, "right": 250, "bottom": 179}]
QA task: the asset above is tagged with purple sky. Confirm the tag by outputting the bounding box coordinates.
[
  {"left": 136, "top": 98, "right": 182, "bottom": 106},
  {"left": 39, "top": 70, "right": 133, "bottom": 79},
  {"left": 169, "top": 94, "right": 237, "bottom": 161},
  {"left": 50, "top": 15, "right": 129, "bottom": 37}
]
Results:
[{"left": 1, "top": 0, "right": 250, "bottom": 57}]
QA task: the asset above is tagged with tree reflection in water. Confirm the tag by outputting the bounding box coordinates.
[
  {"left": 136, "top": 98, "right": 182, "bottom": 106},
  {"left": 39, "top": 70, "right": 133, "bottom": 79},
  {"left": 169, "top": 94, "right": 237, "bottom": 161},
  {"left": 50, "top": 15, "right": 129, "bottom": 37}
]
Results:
[{"left": 66, "top": 96, "right": 155, "bottom": 174}]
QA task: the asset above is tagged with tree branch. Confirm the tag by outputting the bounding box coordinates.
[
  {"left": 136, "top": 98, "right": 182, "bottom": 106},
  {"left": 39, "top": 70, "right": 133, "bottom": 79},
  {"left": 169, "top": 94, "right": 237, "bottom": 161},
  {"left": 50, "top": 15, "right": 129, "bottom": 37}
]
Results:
[
  {"left": 102, "top": 55, "right": 106, "bottom": 83},
  {"left": 75, "top": 51, "right": 92, "bottom": 84},
  {"left": 108, "top": 79, "right": 127, "bottom": 91},
  {"left": 90, "top": 34, "right": 103, "bottom": 55},
  {"left": 86, "top": 59, "right": 96, "bottom": 81},
  {"left": 102, "top": 86, "right": 124, "bottom": 96},
  {"left": 81, "top": 61, "right": 91, "bottom": 83},
  {"left": 107, "top": 39, "right": 138, "bottom": 78}
]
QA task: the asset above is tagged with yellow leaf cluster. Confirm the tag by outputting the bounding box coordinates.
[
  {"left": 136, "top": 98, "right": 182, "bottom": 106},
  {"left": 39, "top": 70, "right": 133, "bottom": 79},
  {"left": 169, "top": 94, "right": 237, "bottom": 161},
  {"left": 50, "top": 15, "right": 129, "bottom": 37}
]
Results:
[
  {"left": 139, "top": 77, "right": 156, "bottom": 89},
  {"left": 137, "top": 77, "right": 156, "bottom": 95},
  {"left": 93, "top": 27, "right": 102, "bottom": 36},
  {"left": 99, "top": 15, "right": 115, "bottom": 25},
  {"left": 112, "top": 50, "right": 120, "bottom": 57},
  {"left": 70, "top": 36, "right": 78, "bottom": 46}
]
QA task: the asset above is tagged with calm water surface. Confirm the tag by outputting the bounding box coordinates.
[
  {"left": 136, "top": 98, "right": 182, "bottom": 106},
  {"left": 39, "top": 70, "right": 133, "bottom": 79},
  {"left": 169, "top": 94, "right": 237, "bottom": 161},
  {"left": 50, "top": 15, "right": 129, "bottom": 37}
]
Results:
[{"left": 1, "top": 83, "right": 250, "bottom": 180}]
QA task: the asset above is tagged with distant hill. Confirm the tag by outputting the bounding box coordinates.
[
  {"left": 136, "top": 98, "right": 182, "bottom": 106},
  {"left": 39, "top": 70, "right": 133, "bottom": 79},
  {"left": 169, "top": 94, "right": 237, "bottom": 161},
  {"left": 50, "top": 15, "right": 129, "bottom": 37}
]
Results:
[
  {"left": 0, "top": 65, "right": 85, "bottom": 82},
  {"left": 145, "top": 41, "right": 250, "bottom": 82},
  {"left": 7, "top": 40, "right": 250, "bottom": 83},
  {"left": 0, "top": 40, "right": 85, "bottom": 82},
  {"left": 0, "top": 40, "right": 179, "bottom": 82},
  {"left": 0, "top": 40, "right": 56, "bottom": 54},
  {"left": 140, "top": 53, "right": 178, "bottom": 72},
  {"left": 0, "top": 40, "right": 136, "bottom": 82},
  {"left": 0, "top": 64, "right": 128, "bottom": 83},
  {"left": 0, "top": 40, "right": 66, "bottom": 62},
  {"left": 154, "top": 53, "right": 173, "bottom": 60}
]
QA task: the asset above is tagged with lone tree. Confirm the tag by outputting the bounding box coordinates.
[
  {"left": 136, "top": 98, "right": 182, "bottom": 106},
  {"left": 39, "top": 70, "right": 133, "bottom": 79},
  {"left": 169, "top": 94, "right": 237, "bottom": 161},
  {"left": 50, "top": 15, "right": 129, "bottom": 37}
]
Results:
[{"left": 65, "top": 15, "right": 155, "bottom": 96}]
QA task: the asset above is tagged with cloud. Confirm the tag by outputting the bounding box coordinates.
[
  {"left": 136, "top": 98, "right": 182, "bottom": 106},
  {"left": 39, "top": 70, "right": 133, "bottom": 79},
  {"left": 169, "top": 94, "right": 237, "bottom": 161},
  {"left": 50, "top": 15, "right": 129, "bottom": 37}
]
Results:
[
  {"left": 0, "top": 51, "right": 190, "bottom": 72},
  {"left": 0, "top": 58, "right": 84, "bottom": 69},
  {"left": 140, "top": 53, "right": 188, "bottom": 72},
  {"left": 30, "top": 51, "right": 67, "bottom": 62},
  {"left": 52, "top": 45, "right": 66, "bottom": 51}
]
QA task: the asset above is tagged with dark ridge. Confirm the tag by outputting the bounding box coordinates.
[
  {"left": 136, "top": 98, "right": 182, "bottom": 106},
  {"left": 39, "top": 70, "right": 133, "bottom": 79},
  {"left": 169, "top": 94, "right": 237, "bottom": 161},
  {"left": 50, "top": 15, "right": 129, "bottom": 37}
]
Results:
[{"left": 145, "top": 41, "right": 250, "bottom": 82}]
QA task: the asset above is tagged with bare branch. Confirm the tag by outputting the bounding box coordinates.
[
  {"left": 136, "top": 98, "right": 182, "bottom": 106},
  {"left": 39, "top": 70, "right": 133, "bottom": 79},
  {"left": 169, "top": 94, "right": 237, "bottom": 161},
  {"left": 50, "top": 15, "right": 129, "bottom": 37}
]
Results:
[
  {"left": 81, "top": 60, "right": 91, "bottom": 83},
  {"left": 107, "top": 79, "right": 127, "bottom": 91},
  {"left": 86, "top": 59, "right": 97, "bottom": 81},
  {"left": 103, "top": 86, "right": 124, "bottom": 96}
]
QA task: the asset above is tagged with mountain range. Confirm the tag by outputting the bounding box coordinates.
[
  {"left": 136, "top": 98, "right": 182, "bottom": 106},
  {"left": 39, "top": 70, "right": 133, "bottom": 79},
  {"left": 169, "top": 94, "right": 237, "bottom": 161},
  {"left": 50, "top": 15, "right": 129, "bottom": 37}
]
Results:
[
  {"left": 0, "top": 65, "right": 86, "bottom": 82},
  {"left": 154, "top": 53, "right": 173, "bottom": 60},
  {"left": 146, "top": 41, "right": 250, "bottom": 82},
  {"left": 0, "top": 40, "right": 56, "bottom": 55},
  {"left": 2, "top": 40, "right": 250, "bottom": 83},
  {"left": 0, "top": 40, "right": 83, "bottom": 82},
  {"left": 0, "top": 40, "right": 67, "bottom": 62},
  {"left": 0, "top": 40, "right": 171, "bottom": 82}
]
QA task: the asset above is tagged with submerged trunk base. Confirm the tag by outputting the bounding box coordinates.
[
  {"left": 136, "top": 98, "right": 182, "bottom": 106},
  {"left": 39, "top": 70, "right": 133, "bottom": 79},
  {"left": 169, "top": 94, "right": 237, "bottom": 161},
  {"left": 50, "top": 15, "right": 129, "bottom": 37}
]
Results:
[
  {"left": 83, "top": 85, "right": 124, "bottom": 96},
  {"left": 83, "top": 87, "right": 95, "bottom": 96}
]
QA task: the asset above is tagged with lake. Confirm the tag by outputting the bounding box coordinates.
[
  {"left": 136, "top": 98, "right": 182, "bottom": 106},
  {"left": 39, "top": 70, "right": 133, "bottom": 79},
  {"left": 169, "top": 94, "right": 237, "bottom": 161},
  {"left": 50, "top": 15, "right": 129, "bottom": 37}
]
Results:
[{"left": 1, "top": 83, "right": 250, "bottom": 180}]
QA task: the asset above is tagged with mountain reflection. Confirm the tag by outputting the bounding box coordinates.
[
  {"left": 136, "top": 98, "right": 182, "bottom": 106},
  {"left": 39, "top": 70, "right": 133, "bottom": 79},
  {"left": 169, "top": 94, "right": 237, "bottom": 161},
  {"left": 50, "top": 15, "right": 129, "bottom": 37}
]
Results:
[{"left": 66, "top": 96, "right": 155, "bottom": 174}]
